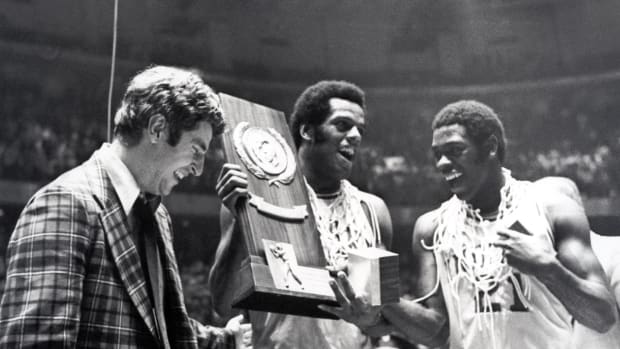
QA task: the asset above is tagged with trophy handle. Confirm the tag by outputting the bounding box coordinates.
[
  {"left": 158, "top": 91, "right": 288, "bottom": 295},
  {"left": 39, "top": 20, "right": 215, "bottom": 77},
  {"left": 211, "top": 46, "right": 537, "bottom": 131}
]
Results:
[{"left": 248, "top": 194, "right": 308, "bottom": 222}]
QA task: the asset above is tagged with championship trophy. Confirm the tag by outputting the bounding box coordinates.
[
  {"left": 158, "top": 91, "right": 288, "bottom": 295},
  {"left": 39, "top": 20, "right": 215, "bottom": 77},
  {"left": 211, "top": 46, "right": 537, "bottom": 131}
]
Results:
[{"left": 218, "top": 93, "right": 399, "bottom": 318}]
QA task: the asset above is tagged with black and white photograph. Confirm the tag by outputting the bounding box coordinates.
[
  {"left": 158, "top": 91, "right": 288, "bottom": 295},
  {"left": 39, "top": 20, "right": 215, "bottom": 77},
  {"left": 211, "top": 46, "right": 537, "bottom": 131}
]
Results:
[{"left": 1, "top": 1, "right": 620, "bottom": 348}]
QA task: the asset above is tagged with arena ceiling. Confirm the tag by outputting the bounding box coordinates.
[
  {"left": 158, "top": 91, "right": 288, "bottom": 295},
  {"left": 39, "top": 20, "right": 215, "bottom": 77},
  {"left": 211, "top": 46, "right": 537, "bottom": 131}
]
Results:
[{"left": 2, "top": 0, "right": 620, "bottom": 88}]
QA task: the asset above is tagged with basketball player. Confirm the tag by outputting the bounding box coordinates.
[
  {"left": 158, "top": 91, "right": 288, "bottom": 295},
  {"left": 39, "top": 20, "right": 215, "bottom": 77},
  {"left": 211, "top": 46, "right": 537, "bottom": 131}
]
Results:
[
  {"left": 325, "top": 100, "right": 616, "bottom": 349},
  {"left": 209, "top": 80, "right": 394, "bottom": 348}
]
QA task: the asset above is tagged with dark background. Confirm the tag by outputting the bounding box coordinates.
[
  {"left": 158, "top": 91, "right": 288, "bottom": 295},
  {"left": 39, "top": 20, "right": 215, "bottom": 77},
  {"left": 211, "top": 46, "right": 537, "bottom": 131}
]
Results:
[{"left": 2, "top": 1, "right": 620, "bottom": 345}]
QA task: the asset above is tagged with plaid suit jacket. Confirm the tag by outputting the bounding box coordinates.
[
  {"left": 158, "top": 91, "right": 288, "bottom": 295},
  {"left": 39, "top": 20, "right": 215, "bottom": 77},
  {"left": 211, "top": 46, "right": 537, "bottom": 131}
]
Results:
[{"left": 0, "top": 149, "right": 234, "bottom": 348}]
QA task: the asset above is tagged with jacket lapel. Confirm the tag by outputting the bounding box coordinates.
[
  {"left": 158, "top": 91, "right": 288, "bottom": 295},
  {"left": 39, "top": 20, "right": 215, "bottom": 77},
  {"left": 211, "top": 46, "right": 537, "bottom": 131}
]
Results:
[{"left": 84, "top": 150, "right": 160, "bottom": 339}]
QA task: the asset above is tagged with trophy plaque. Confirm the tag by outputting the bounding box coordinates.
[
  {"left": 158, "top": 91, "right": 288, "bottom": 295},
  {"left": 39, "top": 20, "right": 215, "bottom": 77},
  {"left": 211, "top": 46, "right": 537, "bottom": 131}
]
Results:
[
  {"left": 219, "top": 93, "right": 337, "bottom": 318},
  {"left": 218, "top": 93, "right": 399, "bottom": 318}
]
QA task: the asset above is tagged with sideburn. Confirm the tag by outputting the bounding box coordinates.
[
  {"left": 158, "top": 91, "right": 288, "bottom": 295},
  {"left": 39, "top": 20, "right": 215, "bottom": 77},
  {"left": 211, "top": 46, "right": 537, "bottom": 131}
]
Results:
[
  {"left": 476, "top": 135, "right": 499, "bottom": 164},
  {"left": 475, "top": 141, "right": 491, "bottom": 164},
  {"left": 312, "top": 125, "right": 328, "bottom": 144}
]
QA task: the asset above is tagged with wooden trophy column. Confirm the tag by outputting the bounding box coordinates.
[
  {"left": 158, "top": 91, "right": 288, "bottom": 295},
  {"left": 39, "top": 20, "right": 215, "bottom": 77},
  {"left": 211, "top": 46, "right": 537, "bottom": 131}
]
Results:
[{"left": 218, "top": 93, "right": 338, "bottom": 318}]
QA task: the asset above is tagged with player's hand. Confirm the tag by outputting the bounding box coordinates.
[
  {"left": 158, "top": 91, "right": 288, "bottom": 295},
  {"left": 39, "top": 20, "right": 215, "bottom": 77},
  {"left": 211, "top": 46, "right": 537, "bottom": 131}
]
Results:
[
  {"left": 318, "top": 271, "right": 383, "bottom": 331},
  {"left": 215, "top": 163, "right": 249, "bottom": 214},
  {"left": 225, "top": 314, "right": 253, "bottom": 349},
  {"left": 325, "top": 257, "right": 349, "bottom": 276},
  {"left": 494, "top": 224, "right": 557, "bottom": 277}
]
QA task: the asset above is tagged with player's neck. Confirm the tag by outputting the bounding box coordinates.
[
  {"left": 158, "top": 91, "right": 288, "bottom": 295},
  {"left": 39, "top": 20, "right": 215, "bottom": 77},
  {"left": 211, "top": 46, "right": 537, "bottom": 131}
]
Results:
[
  {"left": 299, "top": 150, "right": 344, "bottom": 195},
  {"left": 305, "top": 174, "right": 342, "bottom": 196},
  {"left": 468, "top": 167, "right": 505, "bottom": 216}
]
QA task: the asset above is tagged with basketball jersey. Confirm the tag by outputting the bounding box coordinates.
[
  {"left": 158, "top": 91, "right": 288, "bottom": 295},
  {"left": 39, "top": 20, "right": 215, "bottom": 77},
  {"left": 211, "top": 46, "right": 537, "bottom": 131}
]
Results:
[
  {"left": 250, "top": 180, "right": 379, "bottom": 349},
  {"left": 435, "top": 181, "right": 575, "bottom": 349}
]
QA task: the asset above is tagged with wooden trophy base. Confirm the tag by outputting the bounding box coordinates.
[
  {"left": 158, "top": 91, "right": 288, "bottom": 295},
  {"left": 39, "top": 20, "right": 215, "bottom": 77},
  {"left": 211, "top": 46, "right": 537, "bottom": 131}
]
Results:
[
  {"left": 231, "top": 244, "right": 400, "bottom": 318},
  {"left": 232, "top": 253, "right": 339, "bottom": 319}
]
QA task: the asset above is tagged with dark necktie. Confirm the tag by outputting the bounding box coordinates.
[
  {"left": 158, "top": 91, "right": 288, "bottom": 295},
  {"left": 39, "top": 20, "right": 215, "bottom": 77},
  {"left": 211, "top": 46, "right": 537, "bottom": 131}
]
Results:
[{"left": 134, "top": 194, "right": 170, "bottom": 349}]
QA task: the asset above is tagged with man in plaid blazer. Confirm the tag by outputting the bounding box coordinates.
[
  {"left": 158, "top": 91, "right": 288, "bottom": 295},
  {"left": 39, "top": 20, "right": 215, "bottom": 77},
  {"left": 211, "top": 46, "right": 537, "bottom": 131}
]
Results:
[{"left": 0, "top": 66, "right": 252, "bottom": 348}]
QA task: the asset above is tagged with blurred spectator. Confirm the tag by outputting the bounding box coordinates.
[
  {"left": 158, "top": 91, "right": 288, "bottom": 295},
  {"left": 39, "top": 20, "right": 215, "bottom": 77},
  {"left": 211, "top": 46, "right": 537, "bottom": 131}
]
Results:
[{"left": 4, "top": 79, "right": 620, "bottom": 203}]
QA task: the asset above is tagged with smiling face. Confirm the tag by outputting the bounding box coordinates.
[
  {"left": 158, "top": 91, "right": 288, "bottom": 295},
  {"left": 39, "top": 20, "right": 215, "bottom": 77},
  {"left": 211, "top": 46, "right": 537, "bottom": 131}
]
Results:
[
  {"left": 145, "top": 120, "right": 213, "bottom": 196},
  {"left": 303, "top": 97, "right": 365, "bottom": 187},
  {"left": 431, "top": 123, "right": 492, "bottom": 202}
]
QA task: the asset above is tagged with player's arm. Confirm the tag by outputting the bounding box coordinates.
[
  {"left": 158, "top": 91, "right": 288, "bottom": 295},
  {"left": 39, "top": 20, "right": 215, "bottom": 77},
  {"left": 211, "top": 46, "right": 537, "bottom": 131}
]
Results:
[
  {"left": 541, "top": 188, "right": 616, "bottom": 332},
  {"left": 208, "top": 163, "right": 250, "bottom": 322},
  {"left": 319, "top": 210, "right": 449, "bottom": 346},
  {"left": 381, "top": 211, "right": 450, "bottom": 347},
  {"left": 496, "top": 178, "right": 616, "bottom": 332},
  {"left": 207, "top": 206, "right": 245, "bottom": 323}
]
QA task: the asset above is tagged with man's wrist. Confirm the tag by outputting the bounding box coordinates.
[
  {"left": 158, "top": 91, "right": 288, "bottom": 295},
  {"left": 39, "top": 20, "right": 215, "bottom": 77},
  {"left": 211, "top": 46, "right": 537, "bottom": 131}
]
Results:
[{"left": 359, "top": 311, "right": 384, "bottom": 333}]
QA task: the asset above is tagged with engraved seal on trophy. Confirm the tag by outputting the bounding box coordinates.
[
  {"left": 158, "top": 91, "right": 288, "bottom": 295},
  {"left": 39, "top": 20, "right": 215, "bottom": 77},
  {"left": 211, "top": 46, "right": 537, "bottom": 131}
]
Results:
[{"left": 233, "top": 121, "right": 296, "bottom": 187}]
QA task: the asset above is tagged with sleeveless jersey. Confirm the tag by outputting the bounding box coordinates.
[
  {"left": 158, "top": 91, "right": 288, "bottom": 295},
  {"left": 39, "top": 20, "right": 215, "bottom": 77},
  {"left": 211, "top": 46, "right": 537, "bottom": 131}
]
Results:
[
  {"left": 250, "top": 180, "right": 380, "bottom": 349},
  {"left": 435, "top": 180, "right": 574, "bottom": 349}
]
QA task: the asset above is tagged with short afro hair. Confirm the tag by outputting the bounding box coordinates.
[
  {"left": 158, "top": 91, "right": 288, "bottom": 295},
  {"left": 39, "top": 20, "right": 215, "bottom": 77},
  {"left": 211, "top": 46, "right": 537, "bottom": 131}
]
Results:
[
  {"left": 288, "top": 80, "right": 365, "bottom": 148},
  {"left": 432, "top": 100, "right": 507, "bottom": 163}
]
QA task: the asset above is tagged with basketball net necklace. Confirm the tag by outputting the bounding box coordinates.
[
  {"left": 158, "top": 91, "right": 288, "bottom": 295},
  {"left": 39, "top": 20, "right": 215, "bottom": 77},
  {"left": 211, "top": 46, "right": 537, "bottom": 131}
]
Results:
[
  {"left": 418, "top": 169, "right": 531, "bottom": 348},
  {"left": 306, "top": 179, "right": 374, "bottom": 268}
]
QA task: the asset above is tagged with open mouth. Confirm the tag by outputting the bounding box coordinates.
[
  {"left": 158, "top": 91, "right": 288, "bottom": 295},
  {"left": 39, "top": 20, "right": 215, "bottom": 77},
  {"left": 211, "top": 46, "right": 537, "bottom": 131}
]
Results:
[
  {"left": 174, "top": 170, "right": 187, "bottom": 182},
  {"left": 444, "top": 171, "right": 462, "bottom": 182},
  {"left": 338, "top": 148, "right": 355, "bottom": 162}
]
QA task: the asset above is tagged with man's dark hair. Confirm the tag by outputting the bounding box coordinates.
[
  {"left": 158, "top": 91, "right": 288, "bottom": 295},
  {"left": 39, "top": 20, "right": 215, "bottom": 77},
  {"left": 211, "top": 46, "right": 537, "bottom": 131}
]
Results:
[
  {"left": 432, "top": 100, "right": 507, "bottom": 163},
  {"left": 288, "top": 80, "right": 365, "bottom": 148},
  {"left": 113, "top": 65, "right": 225, "bottom": 146}
]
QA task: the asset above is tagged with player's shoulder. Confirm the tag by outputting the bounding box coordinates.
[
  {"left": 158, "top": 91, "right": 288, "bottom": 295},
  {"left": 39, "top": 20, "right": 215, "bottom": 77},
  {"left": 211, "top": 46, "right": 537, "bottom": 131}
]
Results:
[
  {"left": 414, "top": 208, "right": 441, "bottom": 240},
  {"left": 533, "top": 176, "right": 581, "bottom": 202},
  {"left": 356, "top": 189, "right": 392, "bottom": 228},
  {"left": 531, "top": 176, "right": 584, "bottom": 211},
  {"left": 357, "top": 190, "right": 388, "bottom": 209},
  {"left": 529, "top": 176, "right": 590, "bottom": 237}
]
